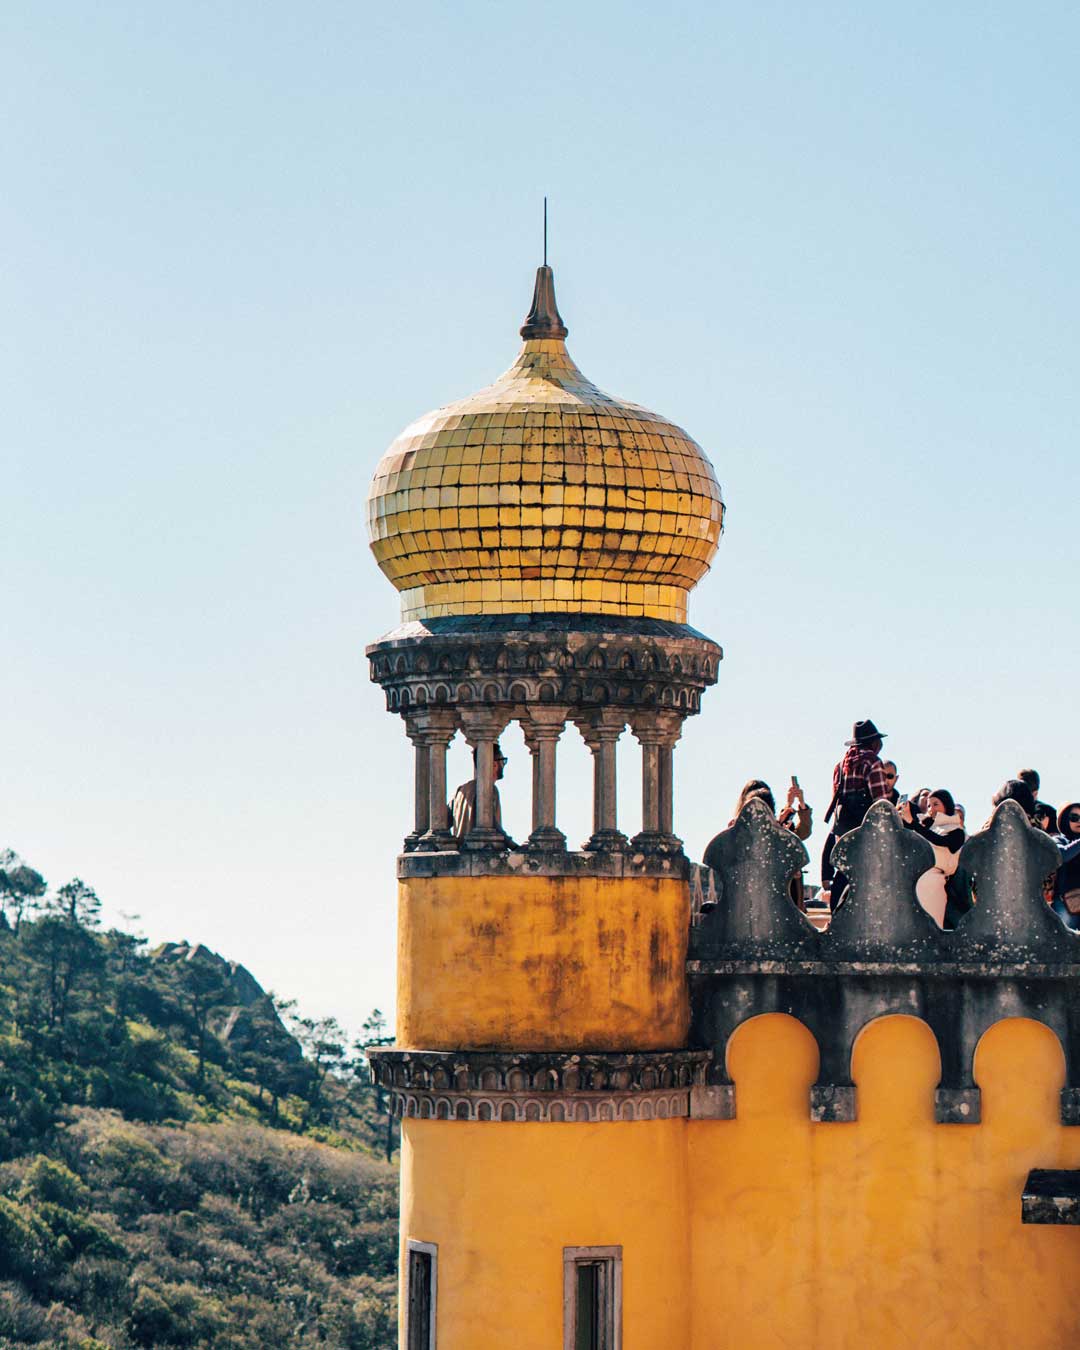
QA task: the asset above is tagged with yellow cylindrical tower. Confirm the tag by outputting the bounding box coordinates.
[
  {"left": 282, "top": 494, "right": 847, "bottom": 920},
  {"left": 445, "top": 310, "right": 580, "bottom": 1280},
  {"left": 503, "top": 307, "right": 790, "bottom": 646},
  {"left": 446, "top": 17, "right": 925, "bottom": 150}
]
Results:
[{"left": 366, "top": 264, "right": 723, "bottom": 1349}]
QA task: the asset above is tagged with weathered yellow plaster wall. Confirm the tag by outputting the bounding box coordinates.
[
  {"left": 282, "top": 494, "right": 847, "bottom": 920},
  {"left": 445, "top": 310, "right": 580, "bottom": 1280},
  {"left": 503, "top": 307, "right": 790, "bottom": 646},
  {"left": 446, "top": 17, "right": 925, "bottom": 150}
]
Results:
[
  {"left": 689, "top": 1013, "right": 1080, "bottom": 1349},
  {"left": 396, "top": 875, "right": 689, "bottom": 1050},
  {"left": 400, "top": 1116, "right": 689, "bottom": 1350}
]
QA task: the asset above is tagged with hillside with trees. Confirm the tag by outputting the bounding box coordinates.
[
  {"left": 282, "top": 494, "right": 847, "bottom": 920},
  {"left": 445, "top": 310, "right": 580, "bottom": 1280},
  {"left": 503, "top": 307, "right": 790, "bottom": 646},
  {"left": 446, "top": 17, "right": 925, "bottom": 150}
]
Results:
[{"left": 0, "top": 848, "right": 398, "bottom": 1348}]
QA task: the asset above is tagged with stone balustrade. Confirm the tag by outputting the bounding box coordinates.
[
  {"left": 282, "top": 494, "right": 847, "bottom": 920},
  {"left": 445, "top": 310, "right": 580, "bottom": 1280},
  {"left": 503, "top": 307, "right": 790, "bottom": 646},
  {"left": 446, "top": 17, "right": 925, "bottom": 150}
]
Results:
[{"left": 368, "top": 613, "right": 721, "bottom": 859}]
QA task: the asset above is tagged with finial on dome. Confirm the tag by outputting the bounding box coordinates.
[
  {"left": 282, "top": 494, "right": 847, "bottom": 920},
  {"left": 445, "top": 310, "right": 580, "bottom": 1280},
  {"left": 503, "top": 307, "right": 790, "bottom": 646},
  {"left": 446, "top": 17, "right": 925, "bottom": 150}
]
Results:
[{"left": 520, "top": 264, "right": 568, "bottom": 340}]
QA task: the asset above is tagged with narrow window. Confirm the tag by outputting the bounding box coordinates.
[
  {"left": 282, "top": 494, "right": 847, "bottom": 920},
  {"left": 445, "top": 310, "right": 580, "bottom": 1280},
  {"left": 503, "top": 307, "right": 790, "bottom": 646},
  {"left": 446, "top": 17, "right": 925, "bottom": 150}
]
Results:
[
  {"left": 406, "top": 1239, "right": 437, "bottom": 1350},
  {"left": 563, "top": 1246, "right": 622, "bottom": 1350}
]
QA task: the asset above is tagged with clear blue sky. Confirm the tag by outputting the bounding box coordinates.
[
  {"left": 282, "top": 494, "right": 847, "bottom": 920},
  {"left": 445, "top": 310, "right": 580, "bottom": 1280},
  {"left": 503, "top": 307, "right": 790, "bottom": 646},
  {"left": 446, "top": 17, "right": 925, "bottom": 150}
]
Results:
[{"left": 3, "top": 2, "right": 1077, "bottom": 1033}]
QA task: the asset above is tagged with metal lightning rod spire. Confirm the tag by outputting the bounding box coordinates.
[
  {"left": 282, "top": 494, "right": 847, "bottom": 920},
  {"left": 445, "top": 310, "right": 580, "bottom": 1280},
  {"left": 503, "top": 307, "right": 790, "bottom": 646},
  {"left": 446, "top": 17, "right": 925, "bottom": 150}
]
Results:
[{"left": 543, "top": 196, "right": 548, "bottom": 267}]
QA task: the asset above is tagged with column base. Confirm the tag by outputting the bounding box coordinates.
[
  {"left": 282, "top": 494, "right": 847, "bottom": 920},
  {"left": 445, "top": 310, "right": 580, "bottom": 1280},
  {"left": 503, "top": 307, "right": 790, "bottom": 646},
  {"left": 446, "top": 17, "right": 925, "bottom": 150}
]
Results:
[
  {"left": 525, "top": 826, "right": 567, "bottom": 852},
  {"left": 461, "top": 828, "right": 513, "bottom": 853},
  {"left": 415, "top": 830, "right": 457, "bottom": 853},
  {"left": 629, "top": 831, "right": 684, "bottom": 856},
  {"left": 582, "top": 829, "right": 629, "bottom": 854},
  {"left": 402, "top": 832, "right": 423, "bottom": 853}
]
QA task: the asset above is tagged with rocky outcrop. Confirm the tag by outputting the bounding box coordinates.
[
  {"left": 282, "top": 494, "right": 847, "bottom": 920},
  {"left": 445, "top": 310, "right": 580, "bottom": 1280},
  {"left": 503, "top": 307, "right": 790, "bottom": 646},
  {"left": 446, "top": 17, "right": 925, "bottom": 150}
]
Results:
[{"left": 150, "top": 941, "right": 302, "bottom": 1063}]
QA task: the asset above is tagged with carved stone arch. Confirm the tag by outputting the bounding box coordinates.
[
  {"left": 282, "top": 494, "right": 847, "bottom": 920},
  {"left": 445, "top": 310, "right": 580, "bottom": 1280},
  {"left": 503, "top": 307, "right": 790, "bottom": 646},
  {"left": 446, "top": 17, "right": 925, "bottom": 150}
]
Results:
[
  {"left": 534, "top": 1069, "right": 558, "bottom": 1092},
  {"left": 394, "top": 655, "right": 408, "bottom": 675},
  {"left": 494, "top": 647, "right": 510, "bottom": 671},
  {"left": 585, "top": 648, "right": 606, "bottom": 670},
  {"left": 537, "top": 680, "right": 559, "bottom": 702},
  {"left": 413, "top": 684, "right": 429, "bottom": 706},
  {"left": 500, "top": 1101, "right": 517, "bottom": 1122},
  {"left": 433, "top": 682, "right": 452, "bottom": 704},
  {"left": 523, "top": 1100, "right": 543, "bottom": 1122},
  {"left": 481, "top": 681, "right": 501, "bottom": 703},
  {"left": 415, "top": 654, "right": 430, "bottom": 674},
  {"left": 480, "top": 1067, "right": 501, "bottom": 1092},
  {"left": 437, "top": 653, "right": 454, "bottom": 673},
  {"left": 619, "top": 1100, "right": 635, "bottom": 1121},
  {"left": 508, "top": 681, "right": 530, "bottom": 703},
  {"left": 455, "top": 682, "right": 474, "bottom": 703},
  {"left": 507, "top": 1069, "right": 528, "bottom": 1092},
  {"left": 435, "top": 1098, "right": 452, "bottom": 1120},
  {"left": 432, "top": 1067, "right": 450, "bottom": 1089},
  {"left": 454, "top": 1100, "right": 471, "bottom": 1120},
  {"left": 619, "top": 652, "right": 635, "bottom": 672},
  {"left": 549, "top": 1101, "right": 566, "bottom": 1122}
]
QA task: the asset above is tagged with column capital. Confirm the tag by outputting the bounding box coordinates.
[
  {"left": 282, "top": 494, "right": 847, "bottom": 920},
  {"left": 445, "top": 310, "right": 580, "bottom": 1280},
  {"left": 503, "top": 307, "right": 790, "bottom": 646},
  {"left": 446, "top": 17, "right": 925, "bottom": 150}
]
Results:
[
  {"left": 456, "top": 706, "right": 512, "bottom": 746},
  {"left": 573, "top": 707, "right": 626, "bottom": 750},
  {"left": 519, "top": 705, "right": 570, "bottom": 739},
  {"left": 629, "top": 708, "right": 685, "bottom": 748},
  {"left": 405, "top": 708, "right": 459, "bottom": 744}
]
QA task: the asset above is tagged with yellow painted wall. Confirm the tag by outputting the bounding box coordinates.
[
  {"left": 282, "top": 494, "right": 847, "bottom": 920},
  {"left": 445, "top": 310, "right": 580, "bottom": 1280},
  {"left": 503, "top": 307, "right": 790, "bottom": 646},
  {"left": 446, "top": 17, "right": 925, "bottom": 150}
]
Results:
[
  {"left": 396, "top": 875, "right": 689, "bottom": 1050},
  {"left": 689, "top": 1013, "right": 1080, "bottom": 1349},
  {"left": 400, "top": 1116, "right": 689, "bottom": 1350}
]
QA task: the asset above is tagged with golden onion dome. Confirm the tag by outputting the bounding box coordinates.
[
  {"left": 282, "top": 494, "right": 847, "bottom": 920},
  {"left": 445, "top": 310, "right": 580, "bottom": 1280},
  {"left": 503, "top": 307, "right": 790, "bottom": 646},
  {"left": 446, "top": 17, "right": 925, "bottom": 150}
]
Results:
[{"left": 368, "top": 266, "right": 724, "bottom": 623}]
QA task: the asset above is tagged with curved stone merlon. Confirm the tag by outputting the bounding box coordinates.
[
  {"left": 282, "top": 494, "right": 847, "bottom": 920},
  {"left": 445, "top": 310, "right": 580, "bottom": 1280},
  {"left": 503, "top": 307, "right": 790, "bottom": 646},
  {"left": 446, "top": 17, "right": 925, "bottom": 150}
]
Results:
[{"left": 689, "top": 799, "right": 1080, "bottom": 1125}]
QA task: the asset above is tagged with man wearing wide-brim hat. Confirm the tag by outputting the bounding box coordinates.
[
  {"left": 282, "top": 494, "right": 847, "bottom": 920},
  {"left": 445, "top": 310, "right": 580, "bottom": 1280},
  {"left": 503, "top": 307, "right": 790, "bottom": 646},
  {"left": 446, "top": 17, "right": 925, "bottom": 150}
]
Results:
[{"left": 822, "top": 719, "right": 892, "bottom": 902}]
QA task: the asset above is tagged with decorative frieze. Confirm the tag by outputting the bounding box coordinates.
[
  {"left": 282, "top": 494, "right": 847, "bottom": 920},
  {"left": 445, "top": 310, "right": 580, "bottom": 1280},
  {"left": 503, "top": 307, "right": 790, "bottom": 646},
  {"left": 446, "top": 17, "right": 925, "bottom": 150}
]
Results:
[
  {"left": 366, "top": 1048, "right": 714, "bottom": 1124},
  {"left": 367, "top": 614, "right": 721, "bottom": 718}
]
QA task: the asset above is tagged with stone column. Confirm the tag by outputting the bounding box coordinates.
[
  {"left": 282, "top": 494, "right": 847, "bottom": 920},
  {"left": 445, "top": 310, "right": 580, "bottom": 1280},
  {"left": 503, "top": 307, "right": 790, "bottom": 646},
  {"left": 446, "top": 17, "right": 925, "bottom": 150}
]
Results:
[
  {"left": 457, "top": 707, "right": 512, "bottom": 852},
  {"left": 410, "top": 709, "right": 459, "bottom": 852},
  {"left": 629, "top": 709, "right": 685, "bottom": 855},
  {"left": 520, "top": 706, "right": 569, "bottom": 851},
  {"left": 575, "top": 709, "right": 628, "bottom": 852},
  {"left": 402, "top": 714, "right": 432, "bottom": 851}
]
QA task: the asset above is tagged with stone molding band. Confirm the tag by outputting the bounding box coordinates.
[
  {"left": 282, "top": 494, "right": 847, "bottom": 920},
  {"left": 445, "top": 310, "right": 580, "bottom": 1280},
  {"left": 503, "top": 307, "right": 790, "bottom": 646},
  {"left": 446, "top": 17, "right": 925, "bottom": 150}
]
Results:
[
  {"left": 388, "top": 1088, "right": 691, "bottom": 1124},
  {"left": 399, "top": 849, "right": 690, "bottom": 880},
  {"left": 366, "top": 1048, "right": 718, "bottom": 1124}
]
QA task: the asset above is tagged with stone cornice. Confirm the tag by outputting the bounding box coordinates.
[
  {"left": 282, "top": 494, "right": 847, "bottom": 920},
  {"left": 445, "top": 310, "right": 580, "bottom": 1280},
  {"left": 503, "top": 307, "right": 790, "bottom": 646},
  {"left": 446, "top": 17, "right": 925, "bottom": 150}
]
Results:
[
  {"left": 367, "top": 614, "right": 721, "bottom": 719},
  {"left": 366, "top": 1048, "right": 716, "bottom": 1123}
]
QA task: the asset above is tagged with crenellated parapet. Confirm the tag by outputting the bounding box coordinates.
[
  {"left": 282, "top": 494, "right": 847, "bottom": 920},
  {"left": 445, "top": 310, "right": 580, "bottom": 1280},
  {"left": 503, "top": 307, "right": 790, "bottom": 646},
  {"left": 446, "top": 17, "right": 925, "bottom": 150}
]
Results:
[{"left": 689, "top": 799, "right": 1080, "bottom": 1125}]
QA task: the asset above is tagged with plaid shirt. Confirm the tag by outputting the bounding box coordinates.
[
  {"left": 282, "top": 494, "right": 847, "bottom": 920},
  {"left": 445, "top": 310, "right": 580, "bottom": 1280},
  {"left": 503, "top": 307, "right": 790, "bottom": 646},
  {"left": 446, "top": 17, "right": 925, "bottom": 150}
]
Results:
[{"left": 832, "top": 746, "right": 891, "bottom": 804}]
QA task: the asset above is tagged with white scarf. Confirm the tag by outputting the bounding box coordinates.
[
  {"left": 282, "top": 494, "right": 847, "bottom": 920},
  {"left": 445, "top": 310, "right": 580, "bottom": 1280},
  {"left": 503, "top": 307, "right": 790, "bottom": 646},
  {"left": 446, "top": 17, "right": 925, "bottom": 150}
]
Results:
[{"left": 927, "top": 811, "right": 964, "bottom": 837}]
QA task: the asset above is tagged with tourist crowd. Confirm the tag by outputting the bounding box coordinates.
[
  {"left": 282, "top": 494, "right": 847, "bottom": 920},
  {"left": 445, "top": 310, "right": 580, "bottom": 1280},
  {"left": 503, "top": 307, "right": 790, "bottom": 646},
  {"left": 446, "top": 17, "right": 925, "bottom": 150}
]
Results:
[{"left": 706, "top": 719, "right": 1080, "bottom": 932}]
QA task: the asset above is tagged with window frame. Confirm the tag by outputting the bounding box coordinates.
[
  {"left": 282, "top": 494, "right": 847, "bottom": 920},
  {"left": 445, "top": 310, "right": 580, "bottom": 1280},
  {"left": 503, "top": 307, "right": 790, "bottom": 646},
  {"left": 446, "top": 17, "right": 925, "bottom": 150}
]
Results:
[
  {"left": 406, "top": 1238, "right": 438, "bottom": 1350},
  {"left": 563, "top": 1245, "right": 622, "bottom": 1350}
]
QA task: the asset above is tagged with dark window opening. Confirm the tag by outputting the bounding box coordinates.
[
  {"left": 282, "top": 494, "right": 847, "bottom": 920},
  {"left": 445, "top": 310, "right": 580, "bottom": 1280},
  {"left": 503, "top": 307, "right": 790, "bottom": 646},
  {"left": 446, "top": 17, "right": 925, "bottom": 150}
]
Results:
[
  {"left": 575, "top": 1261, "right": 603, "bottom": 1349},
  {"left": 564, "top": 1246, "right": 621, "bottom": 1350},
  {"left": 407, "top": 1241, "right": 436, "bottom": 1350}
]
